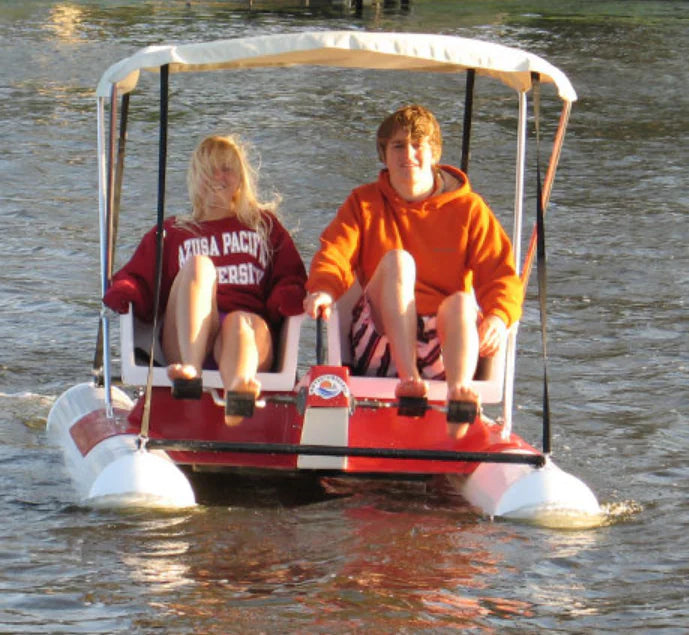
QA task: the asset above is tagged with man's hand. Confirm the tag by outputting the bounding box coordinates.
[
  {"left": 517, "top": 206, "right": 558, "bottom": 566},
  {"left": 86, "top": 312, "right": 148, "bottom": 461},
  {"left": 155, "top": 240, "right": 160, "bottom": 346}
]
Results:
[
  {"left": 303, "top": 291, "right": 334, "bottom": 320},
  {"left": 478, "top": 314, "right": 507, "bottom": 357}
]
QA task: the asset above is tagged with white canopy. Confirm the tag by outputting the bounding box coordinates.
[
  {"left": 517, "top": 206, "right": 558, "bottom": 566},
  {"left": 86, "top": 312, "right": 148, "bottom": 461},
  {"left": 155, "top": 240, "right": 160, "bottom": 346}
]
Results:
[{"left": 96, "top": 30, "right": 576, "bottom": 102}]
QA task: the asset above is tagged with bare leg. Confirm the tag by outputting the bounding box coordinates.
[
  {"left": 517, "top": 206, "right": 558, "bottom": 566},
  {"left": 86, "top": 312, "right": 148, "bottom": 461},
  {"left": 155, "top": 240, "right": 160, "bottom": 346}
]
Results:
[
  {"left": 365, "top": 249, "right": 427, "bottom": 398},
  {"left": 214, "top": 310, "right": 274, "bottom": 426},
  {"left": 162, "top": 255, "right": 219, "bottom": 381},
  {"left": 437, "top": 291, "right": 480, "bottom": 438}
]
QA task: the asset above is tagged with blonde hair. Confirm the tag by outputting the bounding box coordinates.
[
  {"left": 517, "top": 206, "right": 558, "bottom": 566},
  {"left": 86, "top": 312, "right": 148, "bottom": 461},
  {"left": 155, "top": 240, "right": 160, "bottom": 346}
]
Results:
[
  {"left": 376, "top": 104, "right": 443, "bottom": 164},
  {"left": 182, "top": 134, "right": 279, "bottom": 246}
]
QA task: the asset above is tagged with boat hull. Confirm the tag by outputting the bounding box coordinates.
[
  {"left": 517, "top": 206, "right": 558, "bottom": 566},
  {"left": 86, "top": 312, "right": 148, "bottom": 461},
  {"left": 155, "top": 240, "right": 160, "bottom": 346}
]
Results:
[{"left": 46, "top": 379, "right": 601, "bottom": 524}]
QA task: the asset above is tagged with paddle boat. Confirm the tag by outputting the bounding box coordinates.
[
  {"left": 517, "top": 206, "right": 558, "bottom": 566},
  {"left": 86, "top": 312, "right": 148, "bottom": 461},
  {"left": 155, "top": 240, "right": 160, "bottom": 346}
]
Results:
[{"left": 47, "top": 31, "right": 601, "bottom": 526}]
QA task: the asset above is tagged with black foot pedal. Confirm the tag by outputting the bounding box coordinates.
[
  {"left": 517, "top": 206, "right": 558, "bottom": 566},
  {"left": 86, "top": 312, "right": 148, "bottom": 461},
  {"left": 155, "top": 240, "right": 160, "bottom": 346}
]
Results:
[
  {"left": 397, "top": 396, "right": 428, "bottom": 418},
  {"left": 225, "top": 391, "right": 256, "bottom": 418},
  {"left": 447, "top": 400, "right": 478, "bottom": 424},
  {"left": 171, "top": 377, "right": 203, "bottom": 399}
]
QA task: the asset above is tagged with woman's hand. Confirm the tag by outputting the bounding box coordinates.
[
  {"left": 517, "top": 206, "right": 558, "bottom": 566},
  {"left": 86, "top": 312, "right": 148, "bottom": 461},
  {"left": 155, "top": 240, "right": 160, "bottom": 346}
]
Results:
[
  {"left": 102, "top": 280, "right": 139, "bottom": 314},
  {"left": 303, "top": 291, "right": 334, "bottom": 320},
  {"left": 266, "top": 284, "right": 307, "bottom": 321},
  {"left": 478, "top": 314, "right": 507, "bottom": 357}
]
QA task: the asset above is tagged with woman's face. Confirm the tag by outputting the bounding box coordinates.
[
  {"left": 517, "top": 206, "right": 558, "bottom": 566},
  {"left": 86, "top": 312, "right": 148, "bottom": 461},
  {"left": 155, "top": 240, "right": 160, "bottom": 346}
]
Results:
[
  {"left": 205, "top": 160, "right": 241, "bottom": 216},
  {"left": 384, "top": 128, "right": 435, "bottom": 200},
  {"left": 213, "top": 162, "right": 241, "bottom": 196}
]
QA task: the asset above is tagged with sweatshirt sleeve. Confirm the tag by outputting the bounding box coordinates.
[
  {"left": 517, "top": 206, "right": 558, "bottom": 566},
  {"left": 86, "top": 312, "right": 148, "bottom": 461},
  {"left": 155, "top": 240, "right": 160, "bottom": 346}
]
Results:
[
  {"left": 465, "top": 198, "right": 523, "bottom": 327},
  {"left": 264, "top": 219, "right": 308, "bottom": 325},
  {"left": 305, "top": 193, "right": 361, "bottom": 300},
  {"left": 102, "top": 227, "right": 157, "bottom": 321}
]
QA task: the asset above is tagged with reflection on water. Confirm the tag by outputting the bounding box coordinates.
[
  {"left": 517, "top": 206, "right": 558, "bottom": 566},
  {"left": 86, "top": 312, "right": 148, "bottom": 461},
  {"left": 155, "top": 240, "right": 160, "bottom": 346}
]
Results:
[
  {"left": 44, "top": 5, "right": 85, "bottom": 42},
  {"left": 104, "top": 487, "right": 543, "bottom": 630}
]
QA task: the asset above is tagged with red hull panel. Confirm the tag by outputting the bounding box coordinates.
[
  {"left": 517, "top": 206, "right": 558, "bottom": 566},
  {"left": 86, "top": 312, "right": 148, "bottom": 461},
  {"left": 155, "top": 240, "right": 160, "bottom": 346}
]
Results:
[
  {"left": 345, "top": 405, "right": 536, "bottom": 474},
  {"left": 128, "top": 389, "right": 302, "bottom": 469},
  {"left": 109, "top": 388, "right": 540, "bottom": 475},
  {"left": 347, "top": 406, "right": 485, "bottom": 474}
]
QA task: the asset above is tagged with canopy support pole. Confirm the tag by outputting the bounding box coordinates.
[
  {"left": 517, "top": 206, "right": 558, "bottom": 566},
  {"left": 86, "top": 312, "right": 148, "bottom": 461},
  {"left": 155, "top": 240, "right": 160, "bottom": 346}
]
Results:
[
  {"left": 520, "top": 100, "right": 572, "bottom": 288},
  {"left": 501, "top": 89, "right": 528, "bottom": 440},
  {"left": 460, "top": 69, "right": 475, "bottom": 173},
  {"left": 95, "top": 87, "right": 118, "bottom": 417},
  {"left": 140, "top": 64, "right": 170, "bottom": 442},
  {"left": 532, "top": 74, "right": 552, "bottom": 455},
  {"left": 111, "top": 93, "right": 130, "bottom": 265},
  {"left": 94, "top": 92, "right": 129, "bottom": 395}
]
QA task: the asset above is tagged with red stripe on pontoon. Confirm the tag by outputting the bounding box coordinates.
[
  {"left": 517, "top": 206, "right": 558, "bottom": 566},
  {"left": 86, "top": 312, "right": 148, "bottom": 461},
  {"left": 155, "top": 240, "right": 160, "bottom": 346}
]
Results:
[{"left": 69, "top": 408, "right": 137, "bottom": 456}]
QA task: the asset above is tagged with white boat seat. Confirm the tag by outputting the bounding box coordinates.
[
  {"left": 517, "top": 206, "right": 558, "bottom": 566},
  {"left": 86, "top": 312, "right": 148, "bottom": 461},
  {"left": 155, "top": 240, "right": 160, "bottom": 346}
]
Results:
[
  {"left": 119, "top": 306, "right": 304, "bottom": 392},
  {"left": 326, "top": 280, "right": 509, "bottom": 403}
]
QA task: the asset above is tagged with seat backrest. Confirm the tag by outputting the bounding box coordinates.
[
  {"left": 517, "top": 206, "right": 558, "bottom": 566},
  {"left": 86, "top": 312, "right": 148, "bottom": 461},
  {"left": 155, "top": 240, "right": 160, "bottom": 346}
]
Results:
[
  {"left": 326, "top": 279, "right": 363, "bottom": 367},
  {"left": 119, "top": 307, "right": 304, "bottom": 392},
  {"left": 326, "top": 283, "right": 509, "bottom": 404}
]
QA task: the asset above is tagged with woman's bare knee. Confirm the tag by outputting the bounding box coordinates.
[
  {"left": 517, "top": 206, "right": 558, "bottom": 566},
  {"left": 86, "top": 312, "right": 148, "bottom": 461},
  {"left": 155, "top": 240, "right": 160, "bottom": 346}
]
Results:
[
  {"left": 218, "top": 311, "right": 273, "bottom": 371},
  {"left": 180, "top": 254, "right": 217, "bottom": 285},
  {"left": 162, "top": 255, "right": 219, "bottom": 362}
]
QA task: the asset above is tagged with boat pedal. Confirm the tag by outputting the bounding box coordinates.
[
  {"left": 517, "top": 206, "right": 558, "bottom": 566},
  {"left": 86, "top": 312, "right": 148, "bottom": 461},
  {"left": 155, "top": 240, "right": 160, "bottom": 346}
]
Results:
[
  {"left": 225, "top": 391, "right": 256, "bottom": 417},
  {"left": 171, "top": 377, "right": 203, "bottom": 400},
  {"left": 447, "top": 400, "right": 478, "bottom": 424},
  {"left": 397, "top": 396, "right": 428, "bottom": 418}
]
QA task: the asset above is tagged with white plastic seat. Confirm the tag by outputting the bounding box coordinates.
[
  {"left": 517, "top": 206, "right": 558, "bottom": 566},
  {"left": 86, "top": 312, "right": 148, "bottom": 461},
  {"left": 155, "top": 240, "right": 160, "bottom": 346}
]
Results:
[
  {"left": 326, "top": 281, "right": 508, "bottom": 403},
  {"left": 119, "top": 307, "right": 304, "bottom": 392}
]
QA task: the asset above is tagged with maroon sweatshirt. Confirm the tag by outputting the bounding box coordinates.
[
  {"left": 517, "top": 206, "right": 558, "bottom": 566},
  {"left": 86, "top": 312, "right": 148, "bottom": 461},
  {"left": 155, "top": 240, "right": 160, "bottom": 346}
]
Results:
[{"left": 103, "top": 213, "right": 306, "bottom": 333}]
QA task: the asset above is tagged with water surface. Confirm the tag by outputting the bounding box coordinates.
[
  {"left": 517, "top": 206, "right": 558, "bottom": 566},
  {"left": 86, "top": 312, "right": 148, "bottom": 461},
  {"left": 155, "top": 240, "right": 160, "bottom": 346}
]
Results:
[{"left": 1, "top": 1, "right": 688, "bottom": 632}]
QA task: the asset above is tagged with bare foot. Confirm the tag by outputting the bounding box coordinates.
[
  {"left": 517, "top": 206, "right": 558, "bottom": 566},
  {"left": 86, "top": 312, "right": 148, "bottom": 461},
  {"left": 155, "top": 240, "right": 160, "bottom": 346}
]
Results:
[
  {"left": 394, "top": 378, "right": 429, "bottom": 399},
  {"left": 167, "top": 363, "right": 200, "bottom": 381},
  {"left": 448, "top": 384, "right": 479, "bottom": 403},
  {"left": 447, "top": 385, "right": 480, "bottom": 439},
  {"left": 447, "top": 422, "right": 470, "bottom": 440},
  {"left": 225, "top": 377, "right": 261, "bottom": 427}
]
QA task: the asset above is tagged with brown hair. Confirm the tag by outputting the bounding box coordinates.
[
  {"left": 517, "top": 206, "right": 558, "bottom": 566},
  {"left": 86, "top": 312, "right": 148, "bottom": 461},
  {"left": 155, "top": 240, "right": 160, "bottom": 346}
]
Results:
[{"left": 376, "top": 104, "right": 443, "bottom": 164}]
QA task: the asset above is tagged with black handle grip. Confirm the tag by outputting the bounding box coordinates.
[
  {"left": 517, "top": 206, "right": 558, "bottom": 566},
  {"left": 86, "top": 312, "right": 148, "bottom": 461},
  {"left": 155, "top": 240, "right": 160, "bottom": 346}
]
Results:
[{"left": 316, "top": 310, "right": 326, "bottom": 365}]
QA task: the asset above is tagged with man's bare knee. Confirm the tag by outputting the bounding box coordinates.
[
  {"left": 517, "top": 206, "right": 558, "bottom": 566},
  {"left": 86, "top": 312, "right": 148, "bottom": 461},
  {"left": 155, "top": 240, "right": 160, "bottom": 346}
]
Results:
[
  {"left": 378, "top": 249, "right": 415, "bottom": 280},
  {"left": 437, "top": 293, "right": 479, "bottom": 340},
  {"left": 440, "top": 292, "right": 477, "bottom": 318}
]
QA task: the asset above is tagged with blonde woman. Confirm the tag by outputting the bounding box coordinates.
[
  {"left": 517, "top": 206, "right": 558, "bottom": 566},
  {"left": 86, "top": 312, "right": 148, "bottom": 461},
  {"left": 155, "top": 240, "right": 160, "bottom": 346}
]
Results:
[{"left": 104, "top": 134, "right": 306, "bottom": 424}]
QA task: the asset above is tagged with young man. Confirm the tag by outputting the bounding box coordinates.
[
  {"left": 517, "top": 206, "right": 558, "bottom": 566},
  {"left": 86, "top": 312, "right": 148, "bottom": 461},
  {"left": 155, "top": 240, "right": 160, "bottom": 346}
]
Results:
[{"left": 304, "top": 105, "right": 522, "bottom": 435}]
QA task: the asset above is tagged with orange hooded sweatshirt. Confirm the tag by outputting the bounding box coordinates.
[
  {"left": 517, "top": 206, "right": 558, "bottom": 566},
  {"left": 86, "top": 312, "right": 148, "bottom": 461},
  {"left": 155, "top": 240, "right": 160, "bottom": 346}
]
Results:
[{"left": 306, "top": 165, "right": 522, "bottom": 328}]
